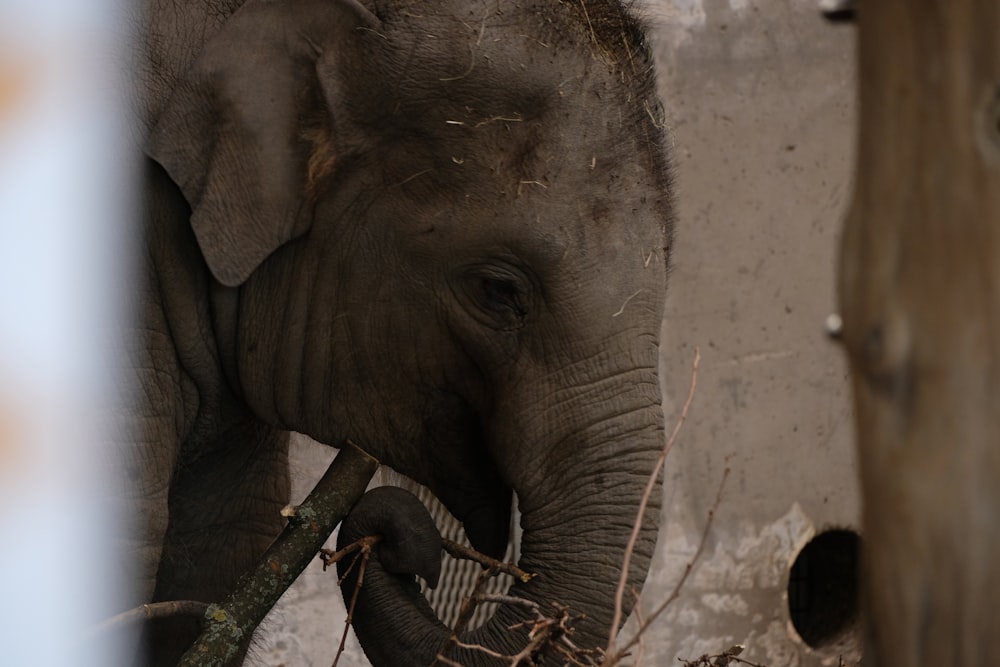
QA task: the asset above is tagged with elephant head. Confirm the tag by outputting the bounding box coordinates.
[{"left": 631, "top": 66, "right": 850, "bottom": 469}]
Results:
[{"left": 147, "top": 0, "right": 672, "bottom": 662}]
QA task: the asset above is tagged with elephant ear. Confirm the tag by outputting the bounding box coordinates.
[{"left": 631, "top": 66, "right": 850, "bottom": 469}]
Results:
[{"left": 147, "top": 0, "right": 381, "bottom": 287}]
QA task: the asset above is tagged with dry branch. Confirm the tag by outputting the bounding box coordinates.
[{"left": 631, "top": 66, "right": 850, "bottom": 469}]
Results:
[
  {"left": 443, "top": 538, "right": 535, "bottom": 583},
  {"left": 319, "top": 534, "right": 381, "bottom": 571},
  {"left": 679, "top": 644, "right": 766, "bottom": 667},
  {"left": 606, "top": 346, "right": 701, "bottom": 657},
  {"left": 84, "top": 601, "right": 210, "bottom": 639},
  {"left": 178, "top": 442, "right": 378, "bottom": 667},
  {"left": 432, "top": 559, "right": 513, "bottom": 663},
  {"left": 430, "top": 546, "right": 599, "bottom": 666},
  {"left": 443, "top": 602, "right": 602, "bottom": 667},
  {"left": 605, "top": 466, "right": 729, "bottom": 665},
  {"left": 330, "top": 536, "right": 380, "bottom": 667},
  {"left": 446, "top": 565, "right": 504, "bottom": 641}
]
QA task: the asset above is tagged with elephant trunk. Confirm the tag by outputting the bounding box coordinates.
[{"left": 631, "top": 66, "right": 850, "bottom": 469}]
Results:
[{"left": 338, "top": 378, "right": 663, "bottom": 666}]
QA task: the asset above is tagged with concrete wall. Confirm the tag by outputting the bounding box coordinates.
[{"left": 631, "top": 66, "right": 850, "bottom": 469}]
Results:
[
  {"left": 641, "top": 1, "right": 859, "bottom": 665},
  {"left": 256, "top": 2, "right": 861, "bottom": 665}
]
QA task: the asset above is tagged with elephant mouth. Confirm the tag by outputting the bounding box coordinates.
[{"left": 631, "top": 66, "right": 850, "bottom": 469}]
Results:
[
  {"left": 431, "top": 470, "right": 513, "bottom": 560},
  {"left": 418, "top": 394, "right": 513, "bottom": 560}
]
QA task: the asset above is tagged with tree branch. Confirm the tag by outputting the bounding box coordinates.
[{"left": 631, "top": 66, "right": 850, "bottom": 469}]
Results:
[
  {"left": 84, "top": 601, "right": 211, "bottom": 639},
  {"left": 178, "top": 442, "right": 379, "bottom": 667},
  {"left": 442, "top": 538, "right": 535, "bottom": 583}
]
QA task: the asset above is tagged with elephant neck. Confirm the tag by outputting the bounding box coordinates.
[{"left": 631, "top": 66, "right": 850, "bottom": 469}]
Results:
[
  {"left": 208, "top": 279, "right": 244, "bottom": 403},
  {"left": 142, "top": 155, "right": 249, "bottom": 440}
]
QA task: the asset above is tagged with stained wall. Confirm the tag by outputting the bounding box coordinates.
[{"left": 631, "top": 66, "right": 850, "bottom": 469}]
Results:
[{"left": 641, "top": 1, "right": 859, "bottom": 664}]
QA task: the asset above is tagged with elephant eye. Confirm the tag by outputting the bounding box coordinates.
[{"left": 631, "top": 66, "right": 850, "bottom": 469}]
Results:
[
  {"left": 459, "top": 268, "right": 531, "bottom": 331},
  {"left": 480, "top": 277, "right": 524, "bottom": 317}
]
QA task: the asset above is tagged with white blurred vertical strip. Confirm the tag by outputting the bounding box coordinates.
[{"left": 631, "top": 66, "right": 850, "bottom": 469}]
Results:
[{"left": 0, "top": 0, "right": 136, "bottom": 664}]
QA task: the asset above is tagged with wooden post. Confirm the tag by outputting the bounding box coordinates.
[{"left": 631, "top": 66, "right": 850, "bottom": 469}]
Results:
[{"left": 838, "top": 2, "right": 1000, "bottom": 665}]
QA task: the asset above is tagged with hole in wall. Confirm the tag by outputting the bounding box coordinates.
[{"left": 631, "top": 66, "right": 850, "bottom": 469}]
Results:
[{"left": 787, "top": 528, "right": 860, "bottom": 649}]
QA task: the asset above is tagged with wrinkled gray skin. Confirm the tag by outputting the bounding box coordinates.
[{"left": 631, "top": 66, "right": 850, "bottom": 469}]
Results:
[{"left": 128, "top": 0, "right": 673, "bottom": 663}]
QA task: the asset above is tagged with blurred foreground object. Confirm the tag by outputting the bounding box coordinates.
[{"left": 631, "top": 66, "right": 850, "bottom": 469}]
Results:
[
  {"left": 838, "top": 0, "right": 1000, "bottom": 664},
  {"left": 0, "top": 0, "right": 135, "bottom": 665}
]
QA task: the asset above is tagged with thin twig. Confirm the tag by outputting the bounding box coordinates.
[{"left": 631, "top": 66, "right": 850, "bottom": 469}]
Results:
[
  {"left": 84, "top": 601, "right": 210, "bottom": 638},
  {"left": 607, "top": 346, "right": 700, "bottom": 651},
  {"left": 506, "top": 603, "right": 598, "bottom": 666},
  {"left": 432, "top": 540, "right": 537, "bottom": 665},
  {"left": 332, "top": 543, "right": 375, "bottom": 667},
  {"left": 630, "top": 587, "right": 646, "bottom": 667},
  {"left": 443, "top": 538, "right": 535, "bottom": 582},
  {"left": 447, "top": 603, "right": 597, "bottom": 667},
  {"left": 679, "top": 644, "right": 766, "bottom": 667},
  {"left": 448, "top": 566, "right": 502, "bottom": 639},
  {"left": 607, "top": 466, "right": 730, "bottom": 664},
  {"left": 451, "top": 638, "right": 512, "bottom": 661},
  {"left": 320, "top": 534, "right": 381, "bottom": 571}
]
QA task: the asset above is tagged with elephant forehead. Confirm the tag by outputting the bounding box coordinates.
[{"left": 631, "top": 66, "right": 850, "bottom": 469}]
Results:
[
  {"left": 368, "top": 111, "right": 669, "bottom": 241},
  {"left": 374, "top": 0, "right": 653, "bottom": 81},
  {"left": 353, "top": 0, "right": 665, "bottom": 151},
  {"left": 345, "top": 0, "right": 673, "bottom": 251},
  {"left": 372, "top": 89, "right": 666, "bottom": 211}
]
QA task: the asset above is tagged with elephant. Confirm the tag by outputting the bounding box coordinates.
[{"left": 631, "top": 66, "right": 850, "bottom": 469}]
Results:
[{"left": 124, "top": 0, "right": 674, "bottom": 663}]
